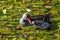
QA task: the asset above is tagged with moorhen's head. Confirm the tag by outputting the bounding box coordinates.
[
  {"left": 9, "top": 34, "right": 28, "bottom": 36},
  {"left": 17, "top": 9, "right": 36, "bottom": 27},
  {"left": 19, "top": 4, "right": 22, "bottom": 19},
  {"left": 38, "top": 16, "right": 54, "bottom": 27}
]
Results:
[{"left": 22, "top": 13, "right": 30, "bottom": 20}]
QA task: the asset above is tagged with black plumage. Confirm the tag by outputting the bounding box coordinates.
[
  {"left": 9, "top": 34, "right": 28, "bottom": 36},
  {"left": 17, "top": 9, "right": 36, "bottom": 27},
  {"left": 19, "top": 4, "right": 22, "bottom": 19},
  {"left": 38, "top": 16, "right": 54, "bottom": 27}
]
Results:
[{"left": 31, "top": 13, "right": 52, "bottom": 24}]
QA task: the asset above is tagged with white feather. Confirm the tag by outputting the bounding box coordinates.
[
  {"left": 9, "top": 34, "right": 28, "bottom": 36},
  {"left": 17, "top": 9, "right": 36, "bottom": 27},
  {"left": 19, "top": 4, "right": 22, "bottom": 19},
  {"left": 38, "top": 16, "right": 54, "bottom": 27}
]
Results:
[
  {"left": 3, "top": 9, "right": 6, "bottom": 14},
  {"left": 26, "top": 9, "right": 31, "bottom": 12}
]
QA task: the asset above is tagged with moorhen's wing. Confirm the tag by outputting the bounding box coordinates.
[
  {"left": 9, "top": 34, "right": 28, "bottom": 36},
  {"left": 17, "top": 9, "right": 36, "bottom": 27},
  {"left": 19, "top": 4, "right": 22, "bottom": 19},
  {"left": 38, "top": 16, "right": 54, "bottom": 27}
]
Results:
[{"left": 31, "top": 15, "right": 44, "bottom": 21}]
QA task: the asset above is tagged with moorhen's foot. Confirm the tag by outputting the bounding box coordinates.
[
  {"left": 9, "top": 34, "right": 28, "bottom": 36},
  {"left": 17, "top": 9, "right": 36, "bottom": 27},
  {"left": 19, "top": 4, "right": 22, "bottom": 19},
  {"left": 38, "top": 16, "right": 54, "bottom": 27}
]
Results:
[{"left": 16, "top": 27, "right": 22, "bottom": 30}]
